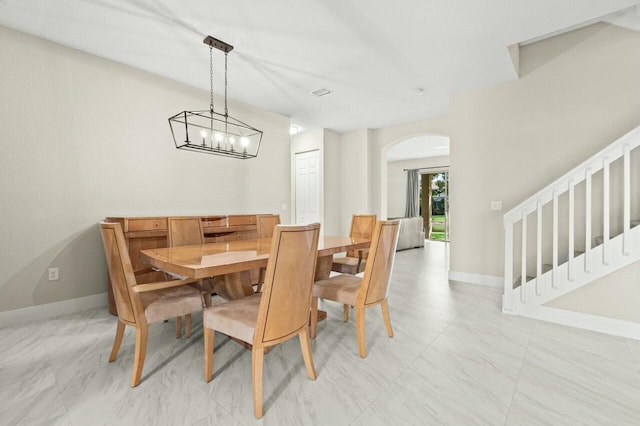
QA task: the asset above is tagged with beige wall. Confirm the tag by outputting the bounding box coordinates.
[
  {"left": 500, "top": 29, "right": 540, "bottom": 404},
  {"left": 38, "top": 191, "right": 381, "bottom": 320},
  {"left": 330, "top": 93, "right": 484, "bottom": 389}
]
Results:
[
  {"left": 448, "top": 23, "right": 640, "bottom": 280},
  {"left": 353, "top": 23, "right": 640, "bottom": 323},
  {"left": 386, "top": 156, "right": 450, "bottom": 219},
  {"left": 0, "top": 27, "right": 291, "bottom": 312}
]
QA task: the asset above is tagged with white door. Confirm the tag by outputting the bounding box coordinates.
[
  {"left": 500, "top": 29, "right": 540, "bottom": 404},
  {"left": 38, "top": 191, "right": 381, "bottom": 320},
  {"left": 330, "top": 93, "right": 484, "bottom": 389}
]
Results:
[{"left": 295, "top": 150, "right": 320, "bottom": 224}]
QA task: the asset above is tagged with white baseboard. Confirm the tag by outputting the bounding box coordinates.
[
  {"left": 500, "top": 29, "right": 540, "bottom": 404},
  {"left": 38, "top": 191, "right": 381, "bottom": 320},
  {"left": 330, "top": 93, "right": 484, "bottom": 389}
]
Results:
[
  {"left": 448, "top": 270, "right": 503, "bottom": 288},
  {"left": 519, "top": 305, "right": 640, "bottom": 341},
  {"left": 0, "top": 292, "right": 108, "bottom": 329}
]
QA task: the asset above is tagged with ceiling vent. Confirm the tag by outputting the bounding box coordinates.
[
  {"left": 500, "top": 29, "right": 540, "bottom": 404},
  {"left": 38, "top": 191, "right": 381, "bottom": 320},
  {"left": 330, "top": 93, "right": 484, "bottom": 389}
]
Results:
[{"left": 310, "top": 88, "right": 331, "bottom": 97}]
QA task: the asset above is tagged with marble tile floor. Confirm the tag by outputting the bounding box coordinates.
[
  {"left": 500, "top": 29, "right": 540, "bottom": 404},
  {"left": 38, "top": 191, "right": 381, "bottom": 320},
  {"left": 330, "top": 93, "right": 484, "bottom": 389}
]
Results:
[{"left": 1, "top": 241, "right": 639, "bottom": 425}]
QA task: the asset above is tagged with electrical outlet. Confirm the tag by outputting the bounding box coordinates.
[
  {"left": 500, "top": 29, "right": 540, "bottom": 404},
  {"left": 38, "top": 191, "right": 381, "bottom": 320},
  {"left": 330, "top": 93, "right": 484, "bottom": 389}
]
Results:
[{"left": 48, "top": 267, "right": 59, "bottom": 281}]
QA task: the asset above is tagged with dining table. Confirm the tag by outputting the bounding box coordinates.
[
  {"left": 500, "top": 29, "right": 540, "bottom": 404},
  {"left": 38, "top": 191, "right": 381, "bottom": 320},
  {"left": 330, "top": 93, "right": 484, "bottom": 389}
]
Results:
[{"left": 139, "top": 235, "right": 371, "bottom": 303}]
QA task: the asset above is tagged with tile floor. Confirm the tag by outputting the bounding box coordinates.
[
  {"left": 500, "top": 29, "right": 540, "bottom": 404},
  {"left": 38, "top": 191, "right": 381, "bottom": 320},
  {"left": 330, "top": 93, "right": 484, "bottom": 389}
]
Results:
[{"left": 1, "top": 241, "right": 639, "bottom": 425}]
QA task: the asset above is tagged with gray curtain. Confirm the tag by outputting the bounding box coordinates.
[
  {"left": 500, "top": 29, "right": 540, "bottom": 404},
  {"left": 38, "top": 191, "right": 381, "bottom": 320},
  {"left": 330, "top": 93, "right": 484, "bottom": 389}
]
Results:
[{"left": 404, "top": 169, "right": 419, "bottom": 217}]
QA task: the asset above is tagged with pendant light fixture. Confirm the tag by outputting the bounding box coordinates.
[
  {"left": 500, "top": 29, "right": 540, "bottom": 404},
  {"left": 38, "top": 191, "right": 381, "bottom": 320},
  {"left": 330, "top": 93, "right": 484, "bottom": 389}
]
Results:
[{"left": 168, "top": 35, "right": 263, "bottom": 159}]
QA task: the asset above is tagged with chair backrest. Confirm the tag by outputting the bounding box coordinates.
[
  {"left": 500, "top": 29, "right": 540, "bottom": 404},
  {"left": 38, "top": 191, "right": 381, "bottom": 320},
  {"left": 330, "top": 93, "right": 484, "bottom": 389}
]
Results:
[
  {"left": 254, "top": 223, "right": 320, "bottom": 346},
  {"left": 357, "top": 220, "right": 401, "bottom": 306},
  {"left": 99, "top": 222, "right": 140, "bottom": 325},
  {"left": 347, "top": 214, "right": 376, "bottom": 257},
  {"left": 167, "top": 216, "right": 205, "bottom": 247},
  {"left": 256, "top": 214, "right": 281, "bottom": 239}
]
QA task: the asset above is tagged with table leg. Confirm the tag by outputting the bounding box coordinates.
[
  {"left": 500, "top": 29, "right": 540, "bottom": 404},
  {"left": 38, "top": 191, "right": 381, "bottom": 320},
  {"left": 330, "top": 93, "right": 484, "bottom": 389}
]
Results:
[{"left": 210, "top": 271, "right": 255, "bottom": 300}]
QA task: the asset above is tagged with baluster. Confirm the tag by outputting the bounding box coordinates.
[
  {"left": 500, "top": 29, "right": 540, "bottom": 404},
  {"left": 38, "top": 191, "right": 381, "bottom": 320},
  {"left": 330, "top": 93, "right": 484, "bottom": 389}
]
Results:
[
  {"left": 503, "top": 220, "right": 514, "bottom": 312},
  {"left": 521, "top": 211, "right": 527, "bottom": 304},
  {"left": 585, "top": 168, "right": 592, "bottom": 273},
  {"left": 603, "top": 157, "right": 610, "bottom": 265},
  {"left": 536, "top": 201, "right": 542, "bottom": 296},
  {"left": 568, "top": 179, "right": 575, "bottom": 281},
  {"left": 623, "top": 145, "right": 631, "bottom": 255},
  {"left": 552, "top": 189, "right": 558, "bottom": 289}
]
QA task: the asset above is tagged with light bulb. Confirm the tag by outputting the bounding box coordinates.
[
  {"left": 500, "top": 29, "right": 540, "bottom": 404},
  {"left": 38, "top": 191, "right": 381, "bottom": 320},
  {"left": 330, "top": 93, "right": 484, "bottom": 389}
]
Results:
[
  {"left": 229, "top": 136, "right": 235, "bottom": 145},
  {"left": 214, "top": 132, "right": 223, "bottom": 142},
  {"left": 200, "top": 130, "right": 207, "bottom": 145},
  {"left": 240, "top": 137, "right": 249, "bottom": 147}
]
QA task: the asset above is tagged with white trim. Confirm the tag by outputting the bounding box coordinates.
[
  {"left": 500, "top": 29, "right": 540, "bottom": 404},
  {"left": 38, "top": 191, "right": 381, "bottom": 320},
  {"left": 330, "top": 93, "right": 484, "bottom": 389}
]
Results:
[
  {"left": 448, "top": 270, "right": 503, "bottom": 288},
  {"left": 520, "top": 305, "right": 640, "bottom": 341},
  {"left": 0, "top": 293, "right": 108, "bottom": 328}
]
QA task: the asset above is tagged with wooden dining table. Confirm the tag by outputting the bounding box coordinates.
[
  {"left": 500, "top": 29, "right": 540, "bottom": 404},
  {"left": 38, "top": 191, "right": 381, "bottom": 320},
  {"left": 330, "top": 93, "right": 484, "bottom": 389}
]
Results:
[{"left": 139, "top": 235, "right": 371, "bottom": 302}]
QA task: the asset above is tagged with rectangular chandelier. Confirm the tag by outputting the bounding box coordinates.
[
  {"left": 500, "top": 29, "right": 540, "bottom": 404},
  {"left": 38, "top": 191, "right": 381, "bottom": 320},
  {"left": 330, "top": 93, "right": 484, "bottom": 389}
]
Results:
[{"left": 168, "top": 36, "right": 263, "bottom": 159}]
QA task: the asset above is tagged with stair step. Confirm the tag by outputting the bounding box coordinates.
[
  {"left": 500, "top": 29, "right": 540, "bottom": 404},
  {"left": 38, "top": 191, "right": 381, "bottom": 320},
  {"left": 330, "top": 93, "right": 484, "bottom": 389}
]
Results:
[{"left": 513, "top": 264, "right": 553, "bottom": 287}]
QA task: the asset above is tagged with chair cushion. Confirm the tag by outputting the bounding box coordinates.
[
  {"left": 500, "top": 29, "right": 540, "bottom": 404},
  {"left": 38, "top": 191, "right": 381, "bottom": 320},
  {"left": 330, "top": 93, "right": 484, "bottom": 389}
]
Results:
[
  {"left": 140, "top": 285, "right": 203, "bottom": 324},
  {"left": 203, "top": 293, "right": 262, "bottom": 344},
  {"left": 313, "top": 274, "right": 362, "bottom": 306}
]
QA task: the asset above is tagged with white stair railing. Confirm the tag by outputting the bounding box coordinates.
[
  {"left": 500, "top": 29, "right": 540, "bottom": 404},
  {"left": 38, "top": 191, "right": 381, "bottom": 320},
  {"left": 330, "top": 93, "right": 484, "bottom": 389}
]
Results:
[{"left": 503, "top": 126, "right": 640, "bottom": 314}]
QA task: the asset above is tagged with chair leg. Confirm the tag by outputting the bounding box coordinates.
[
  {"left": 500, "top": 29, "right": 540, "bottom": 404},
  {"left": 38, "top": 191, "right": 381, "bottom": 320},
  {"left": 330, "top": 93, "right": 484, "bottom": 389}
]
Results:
[
  {"left": 299, "top": 327, "right": 317, "bottom": 380},
  {"left": 256, "top": 268, "right": 265, "bottom": 293},
  {"left": 131, "top": 324, "right": 148, "bottom": 387},
  {"left": 381, "top": 299, "right": 394, "bottom": 338},
  {"left": 310, "top": 297, "right": 319, "bottom": 339},
  {"left": 185, "top": 314, "right": 192, "bottom": 338},
  {"left": 204, "top": 292, "right": 212, "bottom": 308},
  {"left": 356, "top": 306, "right": 367, "bottom": 358},
  {"left": 252, "top": 345, "right": 265, "bottom": 418},
  {"left": 343, "top": 304, "right": 349, "bottom": 322},
  {"left": 109, "top": 319, "right": 126, "bottom": 362},
  {"left": 175, "top": 316, "right": 182, "bottom": 338},
  {"left": 204, "top": 328, "right": 215, "bottom": 382}
]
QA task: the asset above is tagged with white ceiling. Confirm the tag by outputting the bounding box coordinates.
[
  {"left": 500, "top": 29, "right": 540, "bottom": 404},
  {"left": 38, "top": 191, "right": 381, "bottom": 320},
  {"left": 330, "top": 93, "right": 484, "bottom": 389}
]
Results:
[{"left": 1, "top": 0, "right": 639, "bottom": 135}]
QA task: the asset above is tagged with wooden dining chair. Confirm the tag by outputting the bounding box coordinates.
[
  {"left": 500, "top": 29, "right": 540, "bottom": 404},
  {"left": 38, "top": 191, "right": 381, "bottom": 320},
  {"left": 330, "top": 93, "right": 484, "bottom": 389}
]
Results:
[
  {"left": 203, "top": 223, "right": 321, "bottom": 418},
  {"left": 311, "top": 220, "right": 400, "bottom": 358},
  {"left": 99, "top": 222, "right": 204, "bottom": 387},
  {"left": 167, "top": 216, "right": 206, "bottom": 247},
  {"left": 254, "top": 214, "right": 281, "bottom": 292},
  {"left": 256, "top": 214, "right": 281, "bottom": 239},
  {"left": 331, "top": 214, "right": 376, "bottom": 275},
  {"left": 167, "top": 216, "right": 213, "bottom": 318}
]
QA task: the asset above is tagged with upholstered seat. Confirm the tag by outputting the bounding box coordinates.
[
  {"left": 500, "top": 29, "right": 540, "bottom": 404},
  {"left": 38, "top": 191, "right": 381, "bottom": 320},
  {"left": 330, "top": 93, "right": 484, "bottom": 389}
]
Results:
[
  {"left": 312, "top": 274, "right": 360, "bottom": 306},
  {"left": 203, "top": 223, "right": 320, "bottom": 418},
  {"left": 99, "top": 221, "right": 204, "bottom": 387},
  {"left": 140, "top": 285, "right": 204, "bottom": 324},
  {"left": 203, "top": 293, "right": 261, "bottom": 344}
]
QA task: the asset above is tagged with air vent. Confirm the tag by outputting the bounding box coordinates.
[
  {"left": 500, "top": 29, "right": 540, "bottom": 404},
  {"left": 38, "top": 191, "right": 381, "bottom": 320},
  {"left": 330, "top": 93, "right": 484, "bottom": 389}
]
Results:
[{"left": 310, "top": 88, "right": 331, "bottom": 97}]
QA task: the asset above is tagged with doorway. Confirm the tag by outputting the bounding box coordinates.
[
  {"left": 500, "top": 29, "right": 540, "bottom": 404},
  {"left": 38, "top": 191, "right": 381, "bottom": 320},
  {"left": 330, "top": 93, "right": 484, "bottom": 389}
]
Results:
[{"left": 421, "top": 171, "right": 449, "bottom": 241}]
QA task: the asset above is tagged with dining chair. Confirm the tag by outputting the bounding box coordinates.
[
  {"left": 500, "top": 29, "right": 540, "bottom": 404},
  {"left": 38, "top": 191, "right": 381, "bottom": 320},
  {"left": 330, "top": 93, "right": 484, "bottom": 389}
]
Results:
[
  {"left": 167, "top": 216, "right": 214, "bottom": 314},
  {"left": 256, "top": 214, "right": 281, "bottom": 239},
  {"left": 311, "top": 219, "right": 400, "bottom": 358},
  {"left": 99, "top": 221, "right": 204, "bottom": 387},
  {"left": 203, "top": 223, "right": 321, "bottom": 418},
  {"left": 167, "top": 216, "right": 206, "bottom": 247},
  {"left": 331, "top": 214, "right": 376, "bottom": 275},
  {"left": 254, "top": 214, "right": 281, "bottom": 292}
]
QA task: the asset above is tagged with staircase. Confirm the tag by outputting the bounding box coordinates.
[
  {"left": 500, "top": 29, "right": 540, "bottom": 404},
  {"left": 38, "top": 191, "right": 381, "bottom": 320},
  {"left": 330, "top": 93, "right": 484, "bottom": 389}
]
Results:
[{"left": 503, "top": 126, "right": 640, "bottom": 319}]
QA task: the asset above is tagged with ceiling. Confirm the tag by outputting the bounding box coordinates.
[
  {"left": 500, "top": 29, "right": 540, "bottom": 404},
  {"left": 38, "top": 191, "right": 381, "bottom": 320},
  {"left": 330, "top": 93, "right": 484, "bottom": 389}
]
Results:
[{"left": 1, "top": 0, "right": 639, "bottom": 135}]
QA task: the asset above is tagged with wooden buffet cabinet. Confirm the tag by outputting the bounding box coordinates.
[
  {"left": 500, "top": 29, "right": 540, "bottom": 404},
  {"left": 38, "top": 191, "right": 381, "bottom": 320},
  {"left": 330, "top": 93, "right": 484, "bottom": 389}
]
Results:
[{"left": 104, "top": 214, "right": 260, "bottom": 315}]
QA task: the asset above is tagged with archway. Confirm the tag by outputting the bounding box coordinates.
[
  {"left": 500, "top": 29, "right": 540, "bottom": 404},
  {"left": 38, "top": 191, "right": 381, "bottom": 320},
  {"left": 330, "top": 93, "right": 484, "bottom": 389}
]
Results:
[{"left": 381, "top": 134, "right": 450, "bottom": 240}]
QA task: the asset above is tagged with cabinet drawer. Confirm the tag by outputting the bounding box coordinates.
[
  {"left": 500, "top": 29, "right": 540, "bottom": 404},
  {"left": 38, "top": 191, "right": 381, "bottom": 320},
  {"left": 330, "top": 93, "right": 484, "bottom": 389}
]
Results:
[
  {"left": 126, "top": 218, "right": 167, "bottom": 232},
  {"left": 228, "top": 215, "right": 257, "bottom": 226}
]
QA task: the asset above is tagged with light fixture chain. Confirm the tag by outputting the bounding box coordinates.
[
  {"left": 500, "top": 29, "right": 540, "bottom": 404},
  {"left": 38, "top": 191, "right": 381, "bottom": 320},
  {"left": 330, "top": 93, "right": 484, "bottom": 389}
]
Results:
[
  {"left": 209, "top": 45, "right": 214, "bottom": 113},
  {"left": 224, "top": 51, "right": 229, "bottom": 117}
]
